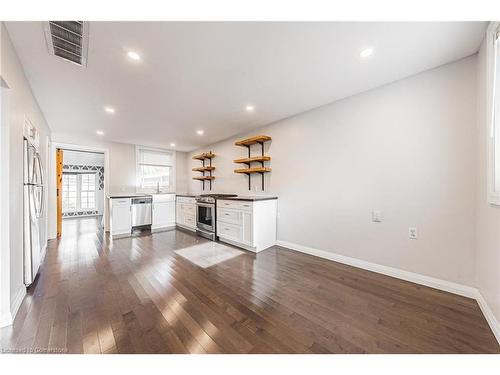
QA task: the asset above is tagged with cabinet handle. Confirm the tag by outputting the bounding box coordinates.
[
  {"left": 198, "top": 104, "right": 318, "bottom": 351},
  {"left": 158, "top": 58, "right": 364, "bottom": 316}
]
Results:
[{"left": 224, "top": 213, "right": 229, "bottom": 216}]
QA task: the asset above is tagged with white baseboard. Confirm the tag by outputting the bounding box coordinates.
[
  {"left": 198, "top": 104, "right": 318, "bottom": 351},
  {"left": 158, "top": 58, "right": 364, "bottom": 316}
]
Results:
[
  {"left": 276, "top": 240, "right": 477, "bottom": 298},
  {"left": 10, "top": 285, "right": 26, "bottom": 322},
  {"left": 275, "top": 239, "right": 500, "bottom": 346},
  {"left": 475, "top": 290, "right": 500, "bottom": 344},
  {"left": 0, "top": 311, "right": 13, "bottom": 328}
]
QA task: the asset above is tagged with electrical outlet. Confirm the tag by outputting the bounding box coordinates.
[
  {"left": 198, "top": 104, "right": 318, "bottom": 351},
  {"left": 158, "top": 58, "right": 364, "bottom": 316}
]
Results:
[
  {"left": 409, "top": 227, "right": 418, "bottom": 239},
  {"left": 371, "top": 210, "right": 382, "bottom": 222}
]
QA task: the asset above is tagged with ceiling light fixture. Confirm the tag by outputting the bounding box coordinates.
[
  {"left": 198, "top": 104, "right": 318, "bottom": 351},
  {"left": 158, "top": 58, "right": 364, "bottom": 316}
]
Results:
[
  {"left": 170, "top": 143, "right": 176, "bottom": 147},
  {"left": 245, "top": 105, "right": 255, "bottom": 112},
  {"left": 196, "top": 130, "right": 204, "bottom": 135},
  {"left": 360, "top": 48, "right": 374, "bottom": 58},
  {"left": 104, "top": 107, "right": 115, "bottom": 114},
  {"left": 96, "top": 130, "right": 104, "bottom": 135},
  {"left": 127, "top": 51, "right": 141, "bottom": 61}
]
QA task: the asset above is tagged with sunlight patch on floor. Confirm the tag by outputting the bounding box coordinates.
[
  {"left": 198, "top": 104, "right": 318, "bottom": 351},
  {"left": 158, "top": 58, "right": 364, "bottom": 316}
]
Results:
[{"left": 174, "top": 242, "right": 244, "bottom": 268}]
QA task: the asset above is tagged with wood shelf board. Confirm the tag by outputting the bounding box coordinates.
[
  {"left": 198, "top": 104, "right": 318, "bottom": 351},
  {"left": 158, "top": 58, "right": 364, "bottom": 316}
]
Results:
[
  {"left": 192, "top": 176, "right": 216, "bottom": 180},
  {"left": 233, "top": 156, "right": 271, "bottom": 164},
  {"left": 234, "top": 167, "right": 272, "bottom": 174},
  {"left": 192, "top": 166, "right": 216, "bottom": 172},
  {"left": 235, "top": 135, "right": 272, "bottom": 147},
  {"left": 192, "top": 152, "right": 216, "bottom": 160}
]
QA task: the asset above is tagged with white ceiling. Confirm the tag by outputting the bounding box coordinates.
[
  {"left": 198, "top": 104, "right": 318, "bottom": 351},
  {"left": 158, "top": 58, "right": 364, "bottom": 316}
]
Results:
[{"left": 5, "top": 22, "right": 487, "bottom": 151}]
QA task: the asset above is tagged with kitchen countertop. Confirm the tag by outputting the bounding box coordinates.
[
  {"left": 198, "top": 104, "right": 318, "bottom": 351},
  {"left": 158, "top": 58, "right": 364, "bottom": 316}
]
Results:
[
  {"left": 176, "top": 193, "right": 198, "bottom": 197},
  {"left": 218, "top": 196, "right": 278, "bottom": 202},
  {"left": 108, "top": 193, "right": 152, "bottom": 199}
]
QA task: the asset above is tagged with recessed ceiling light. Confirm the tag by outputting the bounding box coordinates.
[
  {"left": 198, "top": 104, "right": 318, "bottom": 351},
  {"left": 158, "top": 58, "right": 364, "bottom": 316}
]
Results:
[
  {"left": 245, "top": 105, "right": 255, "bottom": 112},
  {"left": 170, "top": 143, "right": 176, "bottom": 147},
  {"left": 96, "top": 130, "right": 104, "bottom": 135},
  {"left": 360, "top": 48, "right": 374, "bottom": 58},
  {"left": 104, "top": 107, "right": 115, "bottom": 114},
  {"left": 196, "top": 130, "right": 204, "bottom": 135},
  {"left": 127, "top": 51, "right": 141, "bottom": 61}
]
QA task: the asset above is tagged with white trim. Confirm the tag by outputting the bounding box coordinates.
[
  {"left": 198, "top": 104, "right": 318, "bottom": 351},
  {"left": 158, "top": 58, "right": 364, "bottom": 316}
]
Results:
[
  {"left": 276, "top": 240, "right": 477, "bottom": 297},
  {"left": 275, "top": 240, "right": 500, "bottom": 345},
  {"left": 0, "top": 311, "right": 13, "bottom": 328},
  {"left": 10, "top": 286, "right": 26, "bottom": 322},
  {"left": 0, "top": 81, "right": 11, "bottom": 328},
  {"left": 475, "top": 291, "right": 500, "bottom": 344},
  {"left": 486, "top": 22, "right": 500, "bottom": 205}
]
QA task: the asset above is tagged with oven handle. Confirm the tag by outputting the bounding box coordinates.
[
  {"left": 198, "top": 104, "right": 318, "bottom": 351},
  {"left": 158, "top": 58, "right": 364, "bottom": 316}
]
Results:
[{"left": 196, "top": 202, "right": 214, "bottom": 208}]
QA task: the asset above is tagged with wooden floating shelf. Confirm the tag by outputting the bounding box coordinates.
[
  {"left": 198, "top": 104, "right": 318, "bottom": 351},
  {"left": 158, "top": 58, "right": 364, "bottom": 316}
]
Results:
[
  {"left": 235, "top": 135, "right": 272, "bottom": 147},
  {"left": 192, "top": 176, "right": 215, "bottom": 180},
  {"left": 192, "top": 166, "right": 215, "bottom": 172},
  {"left": 234, "top": 167, "right": 272, "bottom": 174},
  {"left": 234, "top": 156, "right": 271, "bottom": 164},
  {"left": 192, "top": 152, "right": 216, "bottom": 160}
]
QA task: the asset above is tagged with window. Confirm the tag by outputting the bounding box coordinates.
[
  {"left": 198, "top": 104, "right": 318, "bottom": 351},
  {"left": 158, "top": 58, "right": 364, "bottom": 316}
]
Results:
[
  {"left": 62, "top": 173, "right": 96, "bottom": 212},
  {"left": 80, "top": 174, "right": 96, "bottom": 209},
  {"left": 136, "top": 147, "right": 175, "bottom": 192},
  {"left": 62, "top": 174, "right": 77, "bottom": 211},
  {"left": 489, "top": 23, "right": 500, "bottom": 205}
]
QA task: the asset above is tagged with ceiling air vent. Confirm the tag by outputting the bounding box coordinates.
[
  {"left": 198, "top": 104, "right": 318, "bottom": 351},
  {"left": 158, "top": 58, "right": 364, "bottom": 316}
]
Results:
[{"left": 44, "top": 21, "right": 89, "bottom": 67}]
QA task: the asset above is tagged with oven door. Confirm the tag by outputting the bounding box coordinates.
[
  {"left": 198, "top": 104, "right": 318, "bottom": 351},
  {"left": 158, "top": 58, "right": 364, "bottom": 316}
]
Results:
[{"left": 196, "top": 202, "right": 215, "bottom": 232}]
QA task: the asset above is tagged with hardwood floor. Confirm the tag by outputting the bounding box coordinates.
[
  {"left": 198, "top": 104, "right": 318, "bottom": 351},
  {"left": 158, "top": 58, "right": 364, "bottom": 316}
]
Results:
[{"left": 1, "top": 216, "right": 498, "bottom": 354}]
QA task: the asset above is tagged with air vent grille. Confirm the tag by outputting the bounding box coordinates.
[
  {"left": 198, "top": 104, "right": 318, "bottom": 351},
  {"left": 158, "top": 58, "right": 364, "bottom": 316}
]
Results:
[{"left": 45, "top": 21, "right": 89, "bottom": 66}]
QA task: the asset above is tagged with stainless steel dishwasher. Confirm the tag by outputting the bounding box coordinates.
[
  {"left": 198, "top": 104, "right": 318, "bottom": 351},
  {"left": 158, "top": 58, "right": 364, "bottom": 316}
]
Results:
[{"left": 131, "top": 196, "right": 152, "bottom": 227}]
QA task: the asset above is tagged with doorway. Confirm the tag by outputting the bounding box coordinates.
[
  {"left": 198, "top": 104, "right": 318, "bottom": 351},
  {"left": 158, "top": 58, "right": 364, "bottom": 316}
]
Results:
[{"left": 55, "top": 148, "right": 106, "bottom": 238}]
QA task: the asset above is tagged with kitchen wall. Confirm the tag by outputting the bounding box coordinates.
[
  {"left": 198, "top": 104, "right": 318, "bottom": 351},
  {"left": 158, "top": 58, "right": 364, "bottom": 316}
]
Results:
[
  {"left": 0, "top": 23, "right": 52, "bottom": 322},
  {"left": 48, "top": 133, "right": 187, "bottom": 238},
  {"left": 475, "top": 39, "right": 500, "bottom": 330},
  {"left": 188, "top": 56, "right": 478, "bottom": 287}
]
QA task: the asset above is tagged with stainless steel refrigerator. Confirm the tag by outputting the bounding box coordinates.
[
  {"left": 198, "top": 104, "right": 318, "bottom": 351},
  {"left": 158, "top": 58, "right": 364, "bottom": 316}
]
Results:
[{"left": 23, "top": 138, "right": 44, "bottom": 286}]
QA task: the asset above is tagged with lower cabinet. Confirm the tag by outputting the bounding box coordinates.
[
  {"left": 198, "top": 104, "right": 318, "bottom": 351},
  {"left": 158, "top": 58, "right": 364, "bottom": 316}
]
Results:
[
  {"left": 109, "top": 198, "right": 132, "bottom": 238},
  {"left": 216, "top": 199, "right": 277, "bottom": 252},
  {"left": 176, "top": 196, "right": 196, "bottom": 231},
  {"left": 152, "top": 194, "right": 176, "bottom": 232}
]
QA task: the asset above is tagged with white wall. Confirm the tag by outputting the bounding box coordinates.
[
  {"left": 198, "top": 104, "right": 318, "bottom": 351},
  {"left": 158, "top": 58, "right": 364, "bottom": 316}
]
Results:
[
  {"left": 48, "top": 133, "right": 187, "bottom": 238},
  {"left": 1, "top": 23, "right": 52, "bottom": 322},
  {"left": 187, "top": 56, "right": 478, "bottom": 287},
  {"left": 475, "top": 39, "right": 500, "bottom": 326}
]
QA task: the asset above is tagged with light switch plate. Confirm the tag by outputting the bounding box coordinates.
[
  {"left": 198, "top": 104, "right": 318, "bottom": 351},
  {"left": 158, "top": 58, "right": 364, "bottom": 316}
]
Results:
[{"left": 409, "top": 227, "right": 418, "bottom": 239}]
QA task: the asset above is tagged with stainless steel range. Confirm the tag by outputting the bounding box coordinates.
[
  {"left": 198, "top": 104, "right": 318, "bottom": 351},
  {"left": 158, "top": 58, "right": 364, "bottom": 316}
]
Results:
[{"left": 195, "top": 194, "right": 237, "bottom": 240}]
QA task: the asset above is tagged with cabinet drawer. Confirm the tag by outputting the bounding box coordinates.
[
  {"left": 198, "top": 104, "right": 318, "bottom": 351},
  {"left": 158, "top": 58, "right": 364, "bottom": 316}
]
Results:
[
  {"left": 217, "top": 222, "right": 242, "bottom": 242},
  {"left": 112, "top": 198, "right": 131, "bottom": 206},
  {"left": 177, "top": 196, "right": 196, "bottom": 204},
  {"left": 182, "top": 203, "right": 196, "bottom": 214},
  {"left": 217, "top": 208, "right": 242, "bottom": 225},
  {"left": 183, "top": 214, "right": 196, "bottom": 228},
  {"left": 217, "top": 200, "right": 253, "bottom": 211}
]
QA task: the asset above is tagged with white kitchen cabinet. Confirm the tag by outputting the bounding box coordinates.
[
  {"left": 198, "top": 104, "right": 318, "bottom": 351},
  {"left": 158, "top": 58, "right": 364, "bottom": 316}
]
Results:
[
  {"left": 176, "top": 196, "right": 196, "bottom": 231},
  {"left": 109, "top": 197, "right": 132, "bottom": 238},
  {"left": 216, "top": 198, "right": 277, "bottom": 252},
  {"left": 152, "top": 194, "right": 176, "bottom": 232}
]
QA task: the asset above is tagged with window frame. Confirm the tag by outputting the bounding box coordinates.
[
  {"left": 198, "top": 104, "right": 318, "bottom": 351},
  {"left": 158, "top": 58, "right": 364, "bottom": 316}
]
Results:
[
  {"left": 487, "top": 22, "right": 500, "bottom": 206},
  {"left": 62, "top": 172, "right": 97, "bottom": 212},
  {"left": 80, "top": 173, "right": 96, "bottom": 210},
  {"left": 135, "top": 146, "right": 176, "bottom": 194}
]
